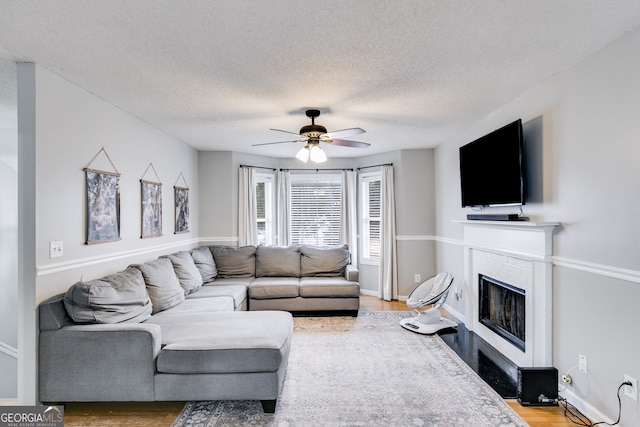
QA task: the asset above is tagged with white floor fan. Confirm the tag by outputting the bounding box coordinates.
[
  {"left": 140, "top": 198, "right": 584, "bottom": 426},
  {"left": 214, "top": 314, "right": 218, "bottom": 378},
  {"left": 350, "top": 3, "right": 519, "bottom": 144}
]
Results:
[{"left": 399, "top": 272, "right": 458, "bottom": 334}]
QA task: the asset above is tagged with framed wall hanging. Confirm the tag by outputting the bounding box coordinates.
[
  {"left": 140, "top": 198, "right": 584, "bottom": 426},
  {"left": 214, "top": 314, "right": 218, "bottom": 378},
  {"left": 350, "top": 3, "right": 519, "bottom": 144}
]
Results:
[
  {"left": 84, "top": 148, "right": 121, "bottom": 244},
  {"left": 141, "top": 163, "right": 162, "bottom": 239},
  {"left": 174, "top": 172, "right": 189, "bottom": 234}
]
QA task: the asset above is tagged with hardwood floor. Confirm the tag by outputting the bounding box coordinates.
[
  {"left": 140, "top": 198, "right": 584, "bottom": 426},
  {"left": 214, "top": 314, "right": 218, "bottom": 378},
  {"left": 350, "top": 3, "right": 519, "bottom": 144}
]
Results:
[
  {"left": 360, "top": 295, "right": 580, "bottom": 427},
  {"left": 62, "top": 295, "right": 580, "bottom": 426}
]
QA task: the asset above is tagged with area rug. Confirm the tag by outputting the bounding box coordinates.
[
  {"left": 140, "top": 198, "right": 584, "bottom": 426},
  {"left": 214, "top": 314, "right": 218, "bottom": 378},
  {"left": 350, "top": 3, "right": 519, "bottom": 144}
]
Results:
[{"left": 172, "top": 311, "right": 528, "bottom": 427}]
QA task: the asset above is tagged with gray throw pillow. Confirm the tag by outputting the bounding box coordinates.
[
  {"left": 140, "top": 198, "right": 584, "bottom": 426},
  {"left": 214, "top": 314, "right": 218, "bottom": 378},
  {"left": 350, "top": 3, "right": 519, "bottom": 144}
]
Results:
[
  {"left": 210, "top": 245, "right": 256, "bottom": 277},
  {"left": 163, "top": 251, "right": 204, "bottom": 295},
  {"left": 256, "top": 245, "right": 301, "bottom": 277},
  {"left": 63, "top": 267, "right": 152, "bottom": 324},
  {"left": 132, "top": 258, "right": 185, "bottom": 314},
  {"left": 300, "top": 244, "right": 350, "bottom": 277},
  {"left": 191, "top": 246, "right": 217, "bottom": 283}
]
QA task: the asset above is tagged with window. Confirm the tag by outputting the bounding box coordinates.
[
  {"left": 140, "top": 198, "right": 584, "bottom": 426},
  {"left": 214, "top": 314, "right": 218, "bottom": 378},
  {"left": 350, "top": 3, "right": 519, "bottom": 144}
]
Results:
[
  {"left": 255, "top": 172, "right": 275, "bottom": 245},
  {"left": 289, "top": 174, "right": 342, "bottom": 245},
  {"left": 360, "top": 172, "right": 381, "bottom": 263}
]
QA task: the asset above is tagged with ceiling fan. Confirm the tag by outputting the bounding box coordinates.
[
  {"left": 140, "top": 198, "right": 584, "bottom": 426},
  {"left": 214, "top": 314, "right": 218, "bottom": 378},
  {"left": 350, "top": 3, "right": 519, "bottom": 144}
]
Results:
[{"left": 252, "top": 109, "right": 370, "bottom": 163}]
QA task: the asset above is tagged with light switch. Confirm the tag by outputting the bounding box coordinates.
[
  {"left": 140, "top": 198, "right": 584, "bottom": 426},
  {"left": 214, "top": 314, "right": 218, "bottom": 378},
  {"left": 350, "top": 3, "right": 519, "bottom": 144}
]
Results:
[{"left": 50, "top": 241, "right": 64, "bottom": 258}]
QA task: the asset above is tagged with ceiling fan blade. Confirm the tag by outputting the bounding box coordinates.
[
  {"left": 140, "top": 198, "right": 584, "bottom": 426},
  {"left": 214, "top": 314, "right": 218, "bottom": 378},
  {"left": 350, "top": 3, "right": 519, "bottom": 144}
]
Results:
[
  {"left": 322, "top": 127, "right": 365, "bottom": 139},
  {"left": 326, "top": 139, "right": 370, "bottom": 148},
  {"left": 270, "top": 128, "right": 302, "bottom": 136},
  {"left": 252, "top": 139, "right": 305, "bottom": 147}
]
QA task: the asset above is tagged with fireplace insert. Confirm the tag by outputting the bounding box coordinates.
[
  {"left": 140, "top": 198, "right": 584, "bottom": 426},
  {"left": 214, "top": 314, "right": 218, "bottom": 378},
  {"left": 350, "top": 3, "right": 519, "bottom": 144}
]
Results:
[{"left": 479, "top": 274, "right": 525, "bottom": 351}]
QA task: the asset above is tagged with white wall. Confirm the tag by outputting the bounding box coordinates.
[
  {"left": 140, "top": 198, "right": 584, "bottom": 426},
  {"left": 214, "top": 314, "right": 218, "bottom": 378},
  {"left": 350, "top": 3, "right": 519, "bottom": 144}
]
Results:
[
  {"left": 33, "top": 65, "right": 200, "bottom": 302},
  {"left": 18, "top": 64, "right": 200, "bottom": 403},
  {"left": 435, "top": 27, "right": 640, "bottom": 425}
]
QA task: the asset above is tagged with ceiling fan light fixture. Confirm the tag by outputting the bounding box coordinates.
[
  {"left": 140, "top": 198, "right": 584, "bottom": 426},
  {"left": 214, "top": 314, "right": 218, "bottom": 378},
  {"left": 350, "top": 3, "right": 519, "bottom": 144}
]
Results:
[
  {"left": 309, "top": 144, "right": 327, "bottom": 163},
  {"left": 296, "top": 145, "right": 310, "bottom": 162}
]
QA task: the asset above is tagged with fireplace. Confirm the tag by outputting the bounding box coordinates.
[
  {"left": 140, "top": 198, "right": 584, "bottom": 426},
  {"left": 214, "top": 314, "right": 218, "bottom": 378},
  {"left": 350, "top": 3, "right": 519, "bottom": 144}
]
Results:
[
  {"left": 479, "top": 274, "right": 525, "bottom": 352},
  {"left": 461, "top": 220, "right": 558, "bottom": 367}
]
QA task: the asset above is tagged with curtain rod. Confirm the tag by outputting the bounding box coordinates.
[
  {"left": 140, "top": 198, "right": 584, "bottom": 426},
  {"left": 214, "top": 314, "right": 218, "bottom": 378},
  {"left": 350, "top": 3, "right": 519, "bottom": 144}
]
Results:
[
  {"left": 241, "top": 164, "right": 391, "bottom": 172},
  {"left": 357, "top": 163, "right": 393, "bottom": 170},
  {"left": 280, "top": 168, "right": 354, "bottom": 172},
  {"left": 239, "top": 164, "right": 277, "bottom": 171}
]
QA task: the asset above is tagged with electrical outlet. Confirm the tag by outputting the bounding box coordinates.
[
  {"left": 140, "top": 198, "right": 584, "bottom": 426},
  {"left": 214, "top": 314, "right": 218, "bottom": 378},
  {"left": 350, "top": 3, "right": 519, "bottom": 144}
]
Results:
[
  {"left": 579, "top": 354, "right": 587, "bottom": 373},
  {"left": 624, "top": 375, "right": 638, "bottom": 401},
  {"left": 414, "top": 274, "right": 421, "bottom": 283},
  {"left": 49, "top": 241, "right": 64, "bottom": 258}
]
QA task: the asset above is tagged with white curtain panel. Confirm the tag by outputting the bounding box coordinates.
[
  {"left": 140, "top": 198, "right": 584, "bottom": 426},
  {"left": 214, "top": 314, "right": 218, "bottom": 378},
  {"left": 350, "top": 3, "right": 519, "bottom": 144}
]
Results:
[
  {"left": 379, "top": 165, "right": 398, "bottom": 301},
  {"left": 238, "top": 166, "right": 257, "bottom": 246},
  {"left": 276, "top": 169, "right": 290, "bottom": 246},
  {"left": 341, "top": 170, "right": 358, "bottom": 268}
]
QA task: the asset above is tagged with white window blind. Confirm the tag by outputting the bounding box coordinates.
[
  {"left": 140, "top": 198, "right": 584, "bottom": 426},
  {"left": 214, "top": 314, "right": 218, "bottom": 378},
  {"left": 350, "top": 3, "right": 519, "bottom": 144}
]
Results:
[
  {"left": 289, "top": 175, "right": 342, "bottom": 245},
  {"left": 361, "top": 173, "right": 381, "bottom": 262}
]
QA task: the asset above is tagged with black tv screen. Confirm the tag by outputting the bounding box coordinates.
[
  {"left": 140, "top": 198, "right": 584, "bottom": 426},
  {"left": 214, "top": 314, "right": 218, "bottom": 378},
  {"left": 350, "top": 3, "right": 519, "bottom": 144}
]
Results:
[{"left": 459, "top": 119, "right": 525, "bottom": 207}]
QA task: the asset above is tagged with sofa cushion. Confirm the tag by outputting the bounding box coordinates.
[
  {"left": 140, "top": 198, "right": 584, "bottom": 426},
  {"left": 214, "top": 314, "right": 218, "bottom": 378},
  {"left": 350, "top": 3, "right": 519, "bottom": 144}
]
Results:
[
  {"left": 151, "top": 296, "right": 234, "bottom": 315},
  {"left": 300, "top": 244, "right": 350, "bottom": 277},
  {"left": 132, "top": 258, "right": 185, "bottom": 314},
  {"left": 255, "top": 244, "right": 300, "bottom": 277},
  {"left": 63, "top": 267, "right": 152, "bottom": 323},
  {"left": 163, "top": 251, "right": 203, "bottom": 295},
  {"left": 210, "top": 245, "right": 256, "bottom": 278},
  {"left": 187, "top": 282, "right": 248, "bottom": 311},
  {"left": 249, "top": 277, "right": 300, "bottom": 299},
  {"left": 191, "top": 246, "right": 217, "bottom": 283},
  {"left": 147, "top": 311, "right": 293, "bottom": 374},
  {"left": 299, "top": 277, "right": 360, "bottom": 297}
]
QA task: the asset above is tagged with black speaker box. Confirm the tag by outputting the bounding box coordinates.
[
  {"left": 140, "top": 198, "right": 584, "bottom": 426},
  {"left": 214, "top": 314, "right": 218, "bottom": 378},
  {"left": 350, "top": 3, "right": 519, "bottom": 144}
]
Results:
[
  {"left": 517, "top": 367, "right": 558, "bottom": 406},
  {"left": 466, "top": 213, "right": 522, "bottom": 221}
]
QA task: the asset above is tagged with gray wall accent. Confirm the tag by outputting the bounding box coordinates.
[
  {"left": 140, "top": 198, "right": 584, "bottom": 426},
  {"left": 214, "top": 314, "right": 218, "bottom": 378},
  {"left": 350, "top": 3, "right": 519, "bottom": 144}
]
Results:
[
  {"left": 198, "top": 151, "right": 235, "bottom": 241},
  {"left": 0, "top": 59, "right": 17, "bottom": 400},
  {"left": 434, "top": 25, "right": 640, "bottom": 425},
  {"left": 17, "top": 62, "right": 37, "bottom": 404}
]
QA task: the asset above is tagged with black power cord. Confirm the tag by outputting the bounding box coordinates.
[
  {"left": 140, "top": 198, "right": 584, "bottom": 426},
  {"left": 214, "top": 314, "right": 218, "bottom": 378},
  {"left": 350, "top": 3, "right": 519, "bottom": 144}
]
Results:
[{"left": 560, "top": 381, "right": 632, "bottom": 427}]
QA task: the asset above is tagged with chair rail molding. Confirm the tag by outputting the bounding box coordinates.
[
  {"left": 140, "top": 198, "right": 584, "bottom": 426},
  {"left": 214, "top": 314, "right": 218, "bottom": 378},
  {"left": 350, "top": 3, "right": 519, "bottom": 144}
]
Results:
[{"left": 36, "top": 238, "right": 201, "bottom": 277}]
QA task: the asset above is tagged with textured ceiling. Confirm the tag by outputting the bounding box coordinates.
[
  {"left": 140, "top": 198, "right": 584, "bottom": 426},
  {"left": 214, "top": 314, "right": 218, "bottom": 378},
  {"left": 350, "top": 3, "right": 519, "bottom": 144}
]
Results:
[{"left": 1, "top": 1, "right": 640, "bottom": 158}]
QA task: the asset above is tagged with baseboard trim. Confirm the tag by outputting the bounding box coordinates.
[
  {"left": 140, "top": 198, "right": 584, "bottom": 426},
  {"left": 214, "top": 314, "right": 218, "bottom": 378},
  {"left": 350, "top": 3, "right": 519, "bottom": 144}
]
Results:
[
  {"left": 359, "top": 289, "right": 378, "bottom": 297},
  {"left": 0, "top": 341, "right": 18, "bottom": 359},
  {"left": 443, "top": 303, "right": 465, "bottom": 323},
  {"left": 560, "top": 387, "right": 615, "bottom": 425}
]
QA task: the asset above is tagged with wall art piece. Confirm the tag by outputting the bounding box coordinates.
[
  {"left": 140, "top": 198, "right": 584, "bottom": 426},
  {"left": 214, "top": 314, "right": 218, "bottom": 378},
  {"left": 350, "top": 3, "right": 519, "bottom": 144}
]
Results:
[
  {"left": 174, "top": 186, "right": 189, "bottom": 234},
  {"left": 140, "top": 163, "right": 162, "bottom": 239},
  {"left": 85, "top": 169, "right": 121, "bottom": 244},
  {"left": 141, "top": 180, "right": 162, "bottom": 238}
]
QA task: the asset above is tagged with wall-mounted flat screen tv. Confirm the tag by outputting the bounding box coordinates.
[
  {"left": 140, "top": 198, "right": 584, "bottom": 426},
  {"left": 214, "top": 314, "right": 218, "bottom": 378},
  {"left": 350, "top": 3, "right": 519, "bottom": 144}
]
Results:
[{"left": 459, "top": 119, "right": 525, "bottom": 207}]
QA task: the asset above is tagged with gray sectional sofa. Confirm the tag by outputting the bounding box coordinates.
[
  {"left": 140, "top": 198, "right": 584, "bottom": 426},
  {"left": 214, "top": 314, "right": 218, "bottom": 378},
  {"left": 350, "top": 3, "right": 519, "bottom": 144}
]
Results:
[
  {"left": 37, "top": 244, "right": 359, "bottom": 412},
  {"left": 211, "top": 244, "right": 360, "bottom": 315}
]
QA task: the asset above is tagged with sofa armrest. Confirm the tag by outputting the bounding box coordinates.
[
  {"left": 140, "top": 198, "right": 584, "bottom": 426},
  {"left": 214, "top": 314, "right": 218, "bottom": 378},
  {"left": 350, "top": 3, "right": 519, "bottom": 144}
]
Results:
[
  {"left": 345, "top": 264, "right": 359, "bottom": 282},
  {"left": 39, "top": 323, "right": 161, "bottom": 402}
]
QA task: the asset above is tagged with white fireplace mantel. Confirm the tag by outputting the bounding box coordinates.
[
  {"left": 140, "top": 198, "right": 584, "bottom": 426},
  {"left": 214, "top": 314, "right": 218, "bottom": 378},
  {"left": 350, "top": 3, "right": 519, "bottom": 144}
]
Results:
[{"left": 458, "top": 220, "right": 559, "bottom": 367}]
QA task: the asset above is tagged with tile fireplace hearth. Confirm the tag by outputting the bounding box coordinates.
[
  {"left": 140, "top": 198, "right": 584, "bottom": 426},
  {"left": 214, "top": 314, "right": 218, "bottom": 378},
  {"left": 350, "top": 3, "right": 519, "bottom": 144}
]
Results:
[{"left": 460, "top": 220, "right": 559, "bottom": 367}]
